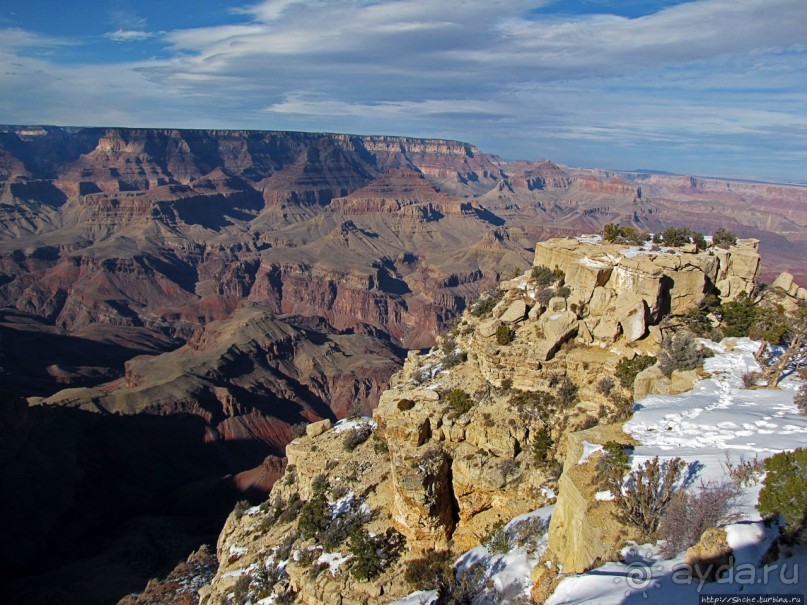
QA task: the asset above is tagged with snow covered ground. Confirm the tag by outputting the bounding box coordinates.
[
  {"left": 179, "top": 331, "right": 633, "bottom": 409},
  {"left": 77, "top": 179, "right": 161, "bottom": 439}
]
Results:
[
  {"left": 394, "top": 337, "right": 807, "bottom": 604},
  {"left": 547, "top": 338, "right": 807, "bottom": 604}
]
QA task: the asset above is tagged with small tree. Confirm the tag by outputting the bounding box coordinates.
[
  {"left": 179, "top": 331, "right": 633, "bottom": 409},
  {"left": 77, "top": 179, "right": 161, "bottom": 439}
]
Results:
[
  {"left": 757, "top": 448, "right": 807, "bottom": 539},
  {"left": 496, "top": 324, "right": 513, "bottom": 345},
  {"left": 754, "top": 302, "right": 807, "bottom": 386},
  {"left": 615, "top": 355, "right": 657, "bottom": 388},
  {"left": 533, "top": 426, "right": 553, "bottom": 464},
  {"left": 445, "top": 388, "right": 474, "bottom": 416},
  {"left": 712, "top": 228, "right": 737, "bottom": 248},
  {"left": 597, "top": 441, "right": 631, "bottom": 488},
  {"left": 612, "top": 456, "right": 686, "bottom": 537},
  {"left": 658, "top": 332, "right": 708, "bottom": 377}
]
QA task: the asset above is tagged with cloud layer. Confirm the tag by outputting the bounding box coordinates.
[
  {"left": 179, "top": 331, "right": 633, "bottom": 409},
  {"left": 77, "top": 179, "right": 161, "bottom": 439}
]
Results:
[{"left": 1, "top": 0, "right": 806, "bottom": 181}]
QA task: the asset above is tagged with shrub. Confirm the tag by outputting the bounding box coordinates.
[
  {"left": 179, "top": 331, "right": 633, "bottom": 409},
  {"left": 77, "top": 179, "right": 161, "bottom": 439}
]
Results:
[
  {"left": 757, "top": 447, "right": 807, "bottom": 538},
  {"left": 658, "top": 332, "right": 709, "bottom": 377},
  {"left": 658, "top": 481, "right": 740, "bottom": 558},
  {"left": 277, "top": 492, "right": 303, "bottom": 523},
  {"left": 233, "top": 499, "right": 250, "bottom": 520},
  {"left": 495, "top": 324, "right": 513, "bottom": 346},
  {"left": 723, "top": 453, "right": 765, "bottom": 488},
  {"left": 404, "top": 549, "right": 454, "bottom": 591},
  {"left": 510, "top": 389, "right": 556, "bottom": 424},
  {"left": 347, "top": 527, "right": 406, "bottom": 581},
  {"left": 373, "top": 436, "right": 389, "bottom": 455},
  {"left": 596, "top": 376, "right": 615, "bottom": 396},
  {"left": 795, "top": 384, "right": 807, "bottom": 414},
  {"left": 511, "top": 516, "right": 549, "bottom": 554},
  {"left": 297, "top": 490, "right": 329, "bottom": 540},
  {"left": 535, "top": 286, "right": 555, "bottom": 306},
  {"left": 275, "top": 531, "right": 299, "bottom": 560},
  {"left": 749, "top": 304, "right": 789, "bottom": 345},
  {"left": 556, "top": 285, "right": 572, "bottom": 299},
  {"left": 660, "top": 226, "right": 705, "bottom": 249},
  {"left": 719, "top": 292, "right": 758, "bottom": 337},
  {"left": 712, "top": 228, "right": 737, "bottom": 248},
  {"left": 741, "top": 371, "right": 760, "bottom": 388},
  {"left": 482, "top": 519, "right": 511, "bottom": 554},
  {"left": 615, "top": 355, "right": 657, "bottom": 389},
  {"left": 318, "top": 496, "right": 371, "bottom": 551},
  {"left": 445, "top": 388, "right": 474, "bottom": 416},
  {"left": 533, "top": 426, "right": 554, "bottom": 464},
  {"left": 596, "top": 441, "right": 631, "bottom": 488},
  {"left": 532, "top": 265, "right": 556, "bottom": 286},
  {"left": 441, "top": 335, "right": 457, "bottom": 355},
  {"left": 470, "top": 290, "right": 503, "bottom": 317},
  {"left": 438, "top": 562, "right": 488, "bottom": 605},
  {"left": 290, "top": 422, "right": 308, "bottom": 438},
  {"left": 443, "top": 350, "right": 468, "bottom": 368},
  {"left": 612, "top": 456, "right": 686, "bottom": 537},
  {"left": 556, "top": 377, "right": 579, "bottom": 407},
  {"left": 343, "top": 426, "right": 372, "bottom": 451},
  {"left": 397, "top": 398, "right": 415, "bottom": 411},
  {"left": 601, "top": 223, "right": 647, "bottom": 245},
  {"left": 682, "top": 303, "right": 721, "bottom": 339}
]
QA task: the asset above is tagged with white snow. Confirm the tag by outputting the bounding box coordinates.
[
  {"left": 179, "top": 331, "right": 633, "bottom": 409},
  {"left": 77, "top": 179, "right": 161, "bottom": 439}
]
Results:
[
  {"left": 595, "top": 490, "right": 614, "bottom": 501},
  {"left": 577, "top": 441, "right": 604, "bottom": 464},
  {"left": 578, "top": 257, "right": 609, "bottom": 269},
  {"left": 546, "top": 337, "right": 807, "bottom": 604},
  {"left": 576, "top": 235, "right": 603, "bottom": 245},
  {"left": 332, "top": 417, "right": 378, "bottom": 433},
  {"left": 390, "top": 590, "right": 439, "bottom": 605},
  {"left": 228, "top": 545, "right": 247, "bottom": 558},
  {"left": 317, "top": 551, "right": 349, "bottom": 575},
  {"left": 245, "top": 505, "right": 262, "bottom": 516}
]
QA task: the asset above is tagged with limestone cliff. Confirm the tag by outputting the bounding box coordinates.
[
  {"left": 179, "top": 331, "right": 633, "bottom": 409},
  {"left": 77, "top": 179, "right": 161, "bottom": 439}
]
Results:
[{"left": 201, "top": 235, "right": 762, "bottom": 604}]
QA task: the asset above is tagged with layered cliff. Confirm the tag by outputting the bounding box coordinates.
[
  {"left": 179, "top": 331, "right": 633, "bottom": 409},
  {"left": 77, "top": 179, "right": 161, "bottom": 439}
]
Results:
[{"left": 201, "top": 235, "right": 764, "bottom": 604}]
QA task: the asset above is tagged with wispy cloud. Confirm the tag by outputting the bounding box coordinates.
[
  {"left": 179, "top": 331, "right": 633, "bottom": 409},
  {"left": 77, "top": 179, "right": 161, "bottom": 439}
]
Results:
[
  {"left": 0, "top": 0, "right": 806, "bottom": 181},
  {"left": 104, "top": 29, "right": 155, "bottom": 42}
]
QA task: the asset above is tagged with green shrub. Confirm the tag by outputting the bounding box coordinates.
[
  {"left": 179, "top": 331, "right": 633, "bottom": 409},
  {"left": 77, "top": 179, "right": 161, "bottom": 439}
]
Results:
[
  {"left": 533, "top": 426, "right": 553, "bottom": 464},
  {"left": 297, "top": 489, "right": 329, "bottom": 540},
  {"left": 532, "top": 265, "right": 556, "bottom": 286},
  {"left": 535, "top": 286, "right": 554, "bottom": 306},
  {"left": 404, "top": 549, "right": 454, "bottom": 591},
  {"left": 495, "top": 324, "right": 513, "bottom": 345},
  {"left": 343, "top": 426, "right": 372, "bottom": 451},
  {"left": 470, "top": 290, "right": 503, "bottom": 317},
  {"left": 660, "top": 226, "right": 706, "bottom": 249},
  {"left": 510, "top": 389, "right": 557, "bottom": 424},
  {"left": 596, "top": 376, "right": 615, "bottom": 395},
  {"left": 712, "top": 228, "right": 737, "bottom": 248},
  {"left": 556, "top": 377, "right": 579, "bottom": 407},
  {"left": 719, "top": 292, "right": 758, "bottom": 337},
  {"left": 612, "top": 456, "right": 686, "bottom": 537},
  {"left": 445, "top": 388, "right": 474, "bottom": 416},
  {"left": 757, "top": 448, "right": 807, "bottom": 538},
  {"left": 749, "top": 304, "right": 789, "bottom": 345},
  {"left": 233, "top": 499, "right": 250, "bottom": 520},
  {"left": 483, "top": 519, "right": 511, "bottom": 554},
  {"left": 347, "top": 527, "right": 406, "bottom": 581},
  {"left": 596, "top": 441, "right": 631, "bottom": 488},
  {"left": 658, "top": 332, "right": 710, "bottom": 377},
  {"left": 795, "top": 384, "right": 807, "bottom": 415},
  {"left": 601, "top": 223, "right": 647, "bottom": 245},
  {"left": 615, "top": 355, "right": 657, "bottom": 389},
  {"left": 556, "top": 285, "right": 572, "bottom": 299},
  {"left": 277, "top": 492, "right": 303, "bottom": 523}
]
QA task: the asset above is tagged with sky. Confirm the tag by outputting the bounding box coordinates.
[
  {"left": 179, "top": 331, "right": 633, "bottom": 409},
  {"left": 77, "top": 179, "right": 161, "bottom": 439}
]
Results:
[{"left": 1, "top": 0, "right": 806, "bottom": 183}]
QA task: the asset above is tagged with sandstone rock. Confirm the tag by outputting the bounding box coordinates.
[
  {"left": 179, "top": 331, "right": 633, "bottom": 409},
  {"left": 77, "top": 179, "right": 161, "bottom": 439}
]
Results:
[
  {"left": 588, "top": 286, "right": 615, "bottom": 316},
  {"left": 591, "top": 318, "right": 621, "bottom": 343},
  {"left": 615, "top": 293, "right": 647, "bottom": 343},
  {"left": 772, "top": 272, "right": 795, "bottom": 294},
  {"left": 633, "top": 365, "right": 668, "bottom": 402},
  {"left": 537, "top": 310, "right": 579, "bottom": 360},
  {"left": 669, "top": 267, "right": 708, "bottom": 314},
  {"left": 528, "top": 302, "right": 546, "bottom": 321},
  {"left": 499, "top": 299, "right": 528, "bottom": 324},
  {"left": 306, "top": 418, "right": 332, "bottom": 438},
  {"left": 547, "top": 296, "right": 567, "bottom": 313},
  {"left": 727, "top": 242, "right": 761, "bottom": 282},
  {"left": 685, "top": 527, "right": 733, "bottom": 582},
  {"left": 479, "top": 318, "right": 501, "bottom": 338}
]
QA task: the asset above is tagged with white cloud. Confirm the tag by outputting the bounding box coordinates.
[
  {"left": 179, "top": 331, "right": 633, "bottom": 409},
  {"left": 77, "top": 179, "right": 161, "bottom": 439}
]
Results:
[
  {"left": 104, "top": 29, "right": 155, "bottom": 42},
  {"left": 1, "top": 0, "right": 806, "bottom": 181}
]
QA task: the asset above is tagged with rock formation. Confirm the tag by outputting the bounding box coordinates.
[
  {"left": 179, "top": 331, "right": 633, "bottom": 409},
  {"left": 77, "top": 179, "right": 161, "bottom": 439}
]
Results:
[{"left": 200, "top": 235, "right": 763, "bottom": 604}]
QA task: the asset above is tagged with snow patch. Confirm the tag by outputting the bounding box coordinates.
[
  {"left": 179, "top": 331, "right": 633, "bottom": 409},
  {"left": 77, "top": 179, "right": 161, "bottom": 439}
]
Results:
[
  {"left": 332, "top": 417, "right": 377, "bottom": 433},
  {"left": 578, "top": 441, "right": 604, "bottom": 464}
]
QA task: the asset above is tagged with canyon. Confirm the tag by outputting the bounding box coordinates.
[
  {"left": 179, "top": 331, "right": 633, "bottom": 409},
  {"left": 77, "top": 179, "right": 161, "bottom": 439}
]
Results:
[{"left": 0, "top": 125, "right": 805, "bottom": 604}]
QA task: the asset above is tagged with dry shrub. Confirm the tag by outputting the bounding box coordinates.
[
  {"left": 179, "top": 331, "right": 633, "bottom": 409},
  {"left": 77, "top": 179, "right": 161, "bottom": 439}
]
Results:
[{"left": 658, "top": 481, "right": 740, "bottom": 558}]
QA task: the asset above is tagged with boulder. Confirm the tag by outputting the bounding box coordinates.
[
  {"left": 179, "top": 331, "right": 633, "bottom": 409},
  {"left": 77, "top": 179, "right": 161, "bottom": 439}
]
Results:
[
  {"left": 615, "top": 293, "right": 647, "bottom": 343},
  {"left": 306, "top": 419, "right": 332, "bottom": 438},
  {"left": 537, "top": 310, "right": 579, "bottom": 360},
  {"left": 528, "top": 302, "right": 545, "bottom": 321},
  {"left": 591, "top": 318, "right": 621, "bottom": 343},
  {"left": 685, "top": 527, "right": 734, "bottom": 582},
  {"left": 478, "top": 318, "right": 501, "bottom": 338},
  {"left": 499, "top": 299, "right": 528, "bottom": 324},
  {"left": 547, "top": 296, "right": 567, "bottom": 313}
]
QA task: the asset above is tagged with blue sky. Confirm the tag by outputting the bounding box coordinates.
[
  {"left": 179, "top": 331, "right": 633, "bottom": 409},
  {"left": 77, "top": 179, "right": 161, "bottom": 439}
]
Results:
[{"left": 1, "top": 0, "right": 805, "bottom": 183}]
